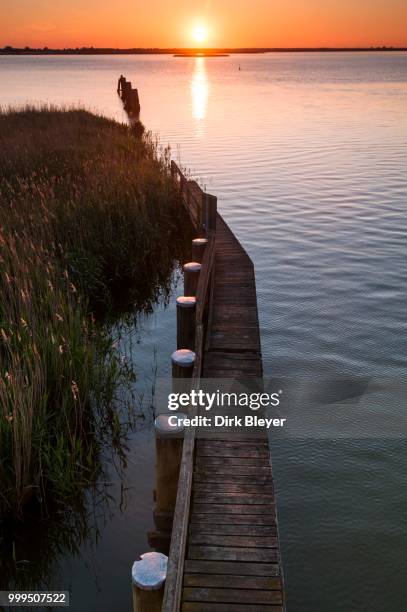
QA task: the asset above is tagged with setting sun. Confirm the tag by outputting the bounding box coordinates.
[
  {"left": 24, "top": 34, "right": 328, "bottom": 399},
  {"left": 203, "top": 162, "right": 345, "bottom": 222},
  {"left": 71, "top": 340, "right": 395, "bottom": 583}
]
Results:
[{"left": 192, "top": 24, "right": 208, "bottom": 45}]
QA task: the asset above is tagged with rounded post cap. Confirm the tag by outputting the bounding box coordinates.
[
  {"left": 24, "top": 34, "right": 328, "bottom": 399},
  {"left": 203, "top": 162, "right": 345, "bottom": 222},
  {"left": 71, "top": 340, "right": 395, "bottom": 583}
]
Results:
[
  {"left": 183, "top": 262, "right": 202, "bottom": 272},
  {"left": 176, "top": 296, "right": 196, "bottom": 308},
  {"left": 154, "top": 412, "right": 187, "bottom": 434},
  {"left": 132, "top": 551, "right": 168, "bottom": 590},
  {"left": 192, "top": 238, "right": 208, "bottom": 245},
  {"left": 171, "top": 349, "right": 196, "bottom": 367}
]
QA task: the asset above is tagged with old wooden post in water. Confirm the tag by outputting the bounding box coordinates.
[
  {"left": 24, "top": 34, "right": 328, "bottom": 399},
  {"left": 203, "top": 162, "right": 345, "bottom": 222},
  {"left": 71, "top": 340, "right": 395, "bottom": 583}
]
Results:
[
  {"left": 191, "top": 237, "right": 208, "bottom": 263},
  {"left": 183, "top": 262, "right": 201, "bottom": 297},
  {"left": 176, "top": 296, "right": 196, "bottom": 351},
  {"left": 132, "top": 552, "right": 167, "bottom": 612},
  {"left": 117, "top": 76, "right": 141, "bottom": 117},
  {"left": 154, "top": 415, "right": 185, "bottom": 512},
  {"left": 171, "top": 348, "right": 196, "bottom": 380}
]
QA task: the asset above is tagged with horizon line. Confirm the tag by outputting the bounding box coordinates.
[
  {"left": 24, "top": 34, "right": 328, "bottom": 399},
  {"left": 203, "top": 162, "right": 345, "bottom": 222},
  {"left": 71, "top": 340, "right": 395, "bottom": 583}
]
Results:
[{"left": 1, "top": 45, "right": 407, "bottom": 55}]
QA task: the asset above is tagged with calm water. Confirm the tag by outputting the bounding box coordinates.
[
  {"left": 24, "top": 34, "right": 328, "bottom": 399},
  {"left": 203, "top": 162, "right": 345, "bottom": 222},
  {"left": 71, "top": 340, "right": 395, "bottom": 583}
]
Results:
[{"left": 1, "top": 52, "right": 407, "bottom": 611}]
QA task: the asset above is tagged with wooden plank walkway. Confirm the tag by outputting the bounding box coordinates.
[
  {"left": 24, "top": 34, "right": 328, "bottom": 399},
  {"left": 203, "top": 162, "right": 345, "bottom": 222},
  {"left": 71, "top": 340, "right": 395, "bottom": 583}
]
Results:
[
  {"left": 163, "top": 162, "right": 285, "bottom": 612},
  {"left": 203, "top": 215, "right": 262, "bottom": 371},
  {"left": 180, "top": 214, "right": 285, "bottom": 611}
]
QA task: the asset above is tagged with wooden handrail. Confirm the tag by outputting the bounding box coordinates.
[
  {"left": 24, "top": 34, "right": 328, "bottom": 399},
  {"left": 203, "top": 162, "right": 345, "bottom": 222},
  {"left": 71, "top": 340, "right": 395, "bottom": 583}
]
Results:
[
  {"left": 195, "top": 232, "right": 215, "bottom": 325},
  {"left": 162, "top": 180, "right": 216, "bottom": 612},
  {"left": 171, "top": 161, "right": 217, "bottom": 233}
]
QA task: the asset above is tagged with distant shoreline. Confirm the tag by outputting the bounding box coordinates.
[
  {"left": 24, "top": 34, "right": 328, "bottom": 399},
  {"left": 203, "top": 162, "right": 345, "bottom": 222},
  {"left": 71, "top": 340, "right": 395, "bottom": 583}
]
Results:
[{"left": 1, "top": 46, "right": 406, "bottom": 56}]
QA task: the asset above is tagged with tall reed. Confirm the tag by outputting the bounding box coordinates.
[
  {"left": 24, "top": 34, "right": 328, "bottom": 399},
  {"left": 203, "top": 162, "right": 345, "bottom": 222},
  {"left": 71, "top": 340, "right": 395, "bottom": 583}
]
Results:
[{"left": 0, "top": 106, "right": 188, "bottom": 517}]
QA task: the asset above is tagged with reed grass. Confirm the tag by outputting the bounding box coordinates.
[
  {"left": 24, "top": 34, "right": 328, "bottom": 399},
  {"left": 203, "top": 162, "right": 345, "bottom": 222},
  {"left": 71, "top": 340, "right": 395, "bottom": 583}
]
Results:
[{"left": 0, "top": 106, "right": 187, "bottom": 517}]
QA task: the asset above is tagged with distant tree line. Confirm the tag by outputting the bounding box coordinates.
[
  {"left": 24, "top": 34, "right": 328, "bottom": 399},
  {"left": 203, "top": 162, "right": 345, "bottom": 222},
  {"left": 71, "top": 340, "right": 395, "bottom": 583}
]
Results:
[{"left": 1, "top": 45, "right": 405, "bottom": 55}]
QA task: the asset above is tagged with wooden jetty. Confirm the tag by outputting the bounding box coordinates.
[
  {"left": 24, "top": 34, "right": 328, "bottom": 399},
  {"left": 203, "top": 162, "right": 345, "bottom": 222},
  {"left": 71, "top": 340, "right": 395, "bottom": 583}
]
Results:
[{"left": 158, "top": 163, "right": 285, "bottom": 612}]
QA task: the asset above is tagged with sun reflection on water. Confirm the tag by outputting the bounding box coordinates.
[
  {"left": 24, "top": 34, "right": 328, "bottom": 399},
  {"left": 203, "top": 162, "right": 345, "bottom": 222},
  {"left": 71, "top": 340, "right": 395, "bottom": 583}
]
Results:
[{"left": 191, "top": 57, "right": 208, "bottom": 122}]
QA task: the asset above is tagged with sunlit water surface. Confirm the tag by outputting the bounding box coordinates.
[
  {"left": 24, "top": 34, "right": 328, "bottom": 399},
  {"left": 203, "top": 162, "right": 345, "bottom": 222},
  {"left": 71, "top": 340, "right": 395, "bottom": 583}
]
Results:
[{"left": 1, "top": 52, "right": 407, "bottom": 611}]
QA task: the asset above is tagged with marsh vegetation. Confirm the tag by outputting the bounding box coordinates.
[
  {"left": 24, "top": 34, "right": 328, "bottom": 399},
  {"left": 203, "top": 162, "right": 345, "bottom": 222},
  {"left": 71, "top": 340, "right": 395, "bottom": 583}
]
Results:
[{"left": 0, "top": 107, "right": 189, "bottom": 519}]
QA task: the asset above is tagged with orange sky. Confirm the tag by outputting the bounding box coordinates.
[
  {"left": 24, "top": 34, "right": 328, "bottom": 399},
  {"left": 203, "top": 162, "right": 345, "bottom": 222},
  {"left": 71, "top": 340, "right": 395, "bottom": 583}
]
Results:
[{"left": 1, "top": 0, "right": 407, "bottom": 48}]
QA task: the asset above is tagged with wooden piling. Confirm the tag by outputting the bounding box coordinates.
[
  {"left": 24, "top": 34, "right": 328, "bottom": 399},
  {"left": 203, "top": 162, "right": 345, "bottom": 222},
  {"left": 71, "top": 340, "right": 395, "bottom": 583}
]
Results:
[
  {"left": 117, "top": 77, "right": 141, "bottom": 117},
  {"left": 154, "top": 414, "right": 185, "bottom": 517},
  {"left": 176, "top": 296, "right": 196, "bottom": 351},
  {"left": 132, "top": 552, "right": 167, "bottom": 612},
  {"left": 171, "top": 349, "right": 195, "bottom": 379},
  {"left": 122, "top": 81, "right": 132, "bottom": 101},
  {"left": 183, "top": 262, "right": 202, "bottom": 297},
  {"left": 128, "top": 88, "right": 141, "bottom": 114},
  {"left": 192, "top": 237, "right": 208, "bottom": 263}
]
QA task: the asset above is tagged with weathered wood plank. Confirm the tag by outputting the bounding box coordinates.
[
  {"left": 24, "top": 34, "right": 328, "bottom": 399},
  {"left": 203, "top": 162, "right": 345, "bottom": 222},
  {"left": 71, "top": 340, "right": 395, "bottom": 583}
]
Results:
[
  {"left": 197, "top": 438, "right": 267, "bottom": 446},
  {"left": 202, "top": 347, "right": 260, "bottom": 357},
  {"left": 195, "top": 456, "right": 265, "bottom": 467},
  {"left": 201, "top": 369, "right": 262, "bottom": 378},
  {"left": 195, "top": 443, "right": 269, "bottom": 454},
  {"left": 196, "top": 427, "right": 268, "bottom": 443},
  {"left": 183, "top": 587, "right": 283, "bottom": 605},
  {"left": 205, "top": 336, "right": 260, "bottom": 347},
  {"left": 189, "top": 534, "right": 278, "bottom": 549},
  {"left": 188, "top": 546, "right": 279, "bottom": 563},
  {"left": 182, "top": 603, "right": 283, "bottom": 612},
  {"left": 192, "top": 503, "right": 276, "bottom": 515},
  {"left": 209, "top": 298, "right": 257, "bottom": 308},
  {"left": 193, "top": 493, "right": 275, "bottom": 505},
  {"left": 189, "top": 524, "right": 277, "bottom": 537},
  {"left": 194, "top": 474, "right": 273, "bottom": 485},
  {"left": 183, "top": 574, "right": 282, "bottom": 590},
  {"left": 196, "top": 447, "right": 269, "bottom": 458},
  {"left": 190, "top": 513, "right": 277, "bottom": 527},
  {"left": 195, "top": 431, "right": 267, "bottom": 440},
  {"left": 184, "top": 560, "right": 281, "bottom": 577},
  {"left": 195, "top": 433, "right": 269, "bottom": 442},
  {"left": 197, "top": 438, "right": 268, "bottom": 447},
  {"left": 194, "top": 465, "right": 271, "bottom": 476},
  {"left": 193, "top": 482, "right": 274, "bottom": 494}
]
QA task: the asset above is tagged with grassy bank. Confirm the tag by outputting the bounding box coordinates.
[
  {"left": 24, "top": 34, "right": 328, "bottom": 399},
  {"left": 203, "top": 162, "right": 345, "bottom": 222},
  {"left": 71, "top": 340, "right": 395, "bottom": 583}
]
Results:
[{"left": 0, "top": 107, "right": 188, "bottom": 518}]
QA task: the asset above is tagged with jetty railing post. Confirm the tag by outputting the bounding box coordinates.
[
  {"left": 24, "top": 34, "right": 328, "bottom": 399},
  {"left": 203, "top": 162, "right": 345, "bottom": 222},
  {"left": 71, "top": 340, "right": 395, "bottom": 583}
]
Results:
[
  {"left": 192, "top": 237, "right": 208, "bottom": 263},
  {"left": 180, "top": 175, "right": 185, "bottom": 202},
  {"left": 176, "top": 296, "right": 196, "bottom": 351},
  {"left": 200, "top": 191, "right": 206, "bottom": 233},
  {"left": 186, "top": 181, "right": 191, "bottom": 212},
  {"left": 183, "top": 262, "right": 202, "bottom": 297},
  {"left": 206, "top": 194, "right": 217, "bottom": 233},
  {"left": 132, "top": 552, "right": 167, "bottom": 612}
]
